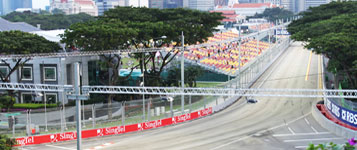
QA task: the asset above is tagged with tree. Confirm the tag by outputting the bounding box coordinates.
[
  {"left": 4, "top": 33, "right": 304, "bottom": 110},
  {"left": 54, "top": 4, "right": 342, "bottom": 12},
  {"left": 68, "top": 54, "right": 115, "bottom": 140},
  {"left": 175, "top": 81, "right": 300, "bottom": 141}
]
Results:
[
  {"left": 165, "top": 65, "right": 204, "bottom": 87},
  {"left": 247, "top": 7, "right": 294, "bottom": 22},
  {"left": 51, "top": 8, "right": 65, "bottom": 15},
  {"left": 0, "top": 134, "right": 15, "bottom": 150},
  {"left": 0, "top": 95, "right": 15, "bottom": 112},
  {"left": 61, "top": 20, "right": 138, "bottom": 119},
  {"left": 61, "top": 7, "right": 223, "bottom": 119},
  {"left": 0, "top": 31, "right": 61, "bottom": 109},
  {"left": 100, "top": 7, "right": 223, "bottom": 86},
  {"left": 288, "top": 1, "right": 357, "bottom": 89}
]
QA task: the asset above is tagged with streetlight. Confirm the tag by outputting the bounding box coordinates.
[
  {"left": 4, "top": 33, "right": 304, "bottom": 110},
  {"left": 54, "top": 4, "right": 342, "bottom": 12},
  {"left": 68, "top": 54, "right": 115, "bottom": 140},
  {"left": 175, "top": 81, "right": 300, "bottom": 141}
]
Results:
[
  {"left": 140, "top": 76, "right": 145, "bottom": 121},
  {"left": 181, "top": 32, "right": 185, "bottom": 115}
]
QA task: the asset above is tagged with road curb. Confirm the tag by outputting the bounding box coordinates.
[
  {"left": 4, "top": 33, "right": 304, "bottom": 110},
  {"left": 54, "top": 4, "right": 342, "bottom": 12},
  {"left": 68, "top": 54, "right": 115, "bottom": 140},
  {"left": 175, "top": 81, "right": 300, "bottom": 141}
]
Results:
[{"left": 311, "top": 101, "right": 356, "bottom": 138}]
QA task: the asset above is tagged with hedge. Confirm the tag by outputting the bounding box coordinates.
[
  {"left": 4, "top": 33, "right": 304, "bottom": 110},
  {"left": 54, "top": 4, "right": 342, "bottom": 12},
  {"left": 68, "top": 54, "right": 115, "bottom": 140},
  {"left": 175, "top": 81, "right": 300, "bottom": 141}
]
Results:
[{"left": 12, "top": 103, "right": 58, "bottom": 109}]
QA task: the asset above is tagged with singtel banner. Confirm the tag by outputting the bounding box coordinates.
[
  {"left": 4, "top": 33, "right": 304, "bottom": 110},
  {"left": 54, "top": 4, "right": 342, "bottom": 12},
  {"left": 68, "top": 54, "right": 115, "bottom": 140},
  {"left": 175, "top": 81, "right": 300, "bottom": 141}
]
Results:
[
  {"left": 15, "top": 107, "right": 212, "bottom": 146},
  {"left": 325, "top": 99, "right": 357, "bottom": 128}
]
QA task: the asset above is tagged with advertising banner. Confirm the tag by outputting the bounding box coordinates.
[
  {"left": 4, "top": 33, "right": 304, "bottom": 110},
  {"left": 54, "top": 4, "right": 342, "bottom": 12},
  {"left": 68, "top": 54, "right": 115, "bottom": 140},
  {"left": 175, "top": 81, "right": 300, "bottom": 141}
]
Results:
[
  {"left": 325, "top": 98, "right": 357, "bottom": 128},
  {"left": 275, "top": 29, "right": 290, "bottom": 35},
  {"left": 14, "top": 107, "right": 212, "bottom": 147}
]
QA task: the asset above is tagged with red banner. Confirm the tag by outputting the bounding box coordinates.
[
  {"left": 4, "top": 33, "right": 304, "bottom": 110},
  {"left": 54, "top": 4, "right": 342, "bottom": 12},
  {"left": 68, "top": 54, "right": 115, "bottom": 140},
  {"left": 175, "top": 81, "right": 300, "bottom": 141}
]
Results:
[{"left": 14, "top": 107, "right": 212, "bottom": 147}]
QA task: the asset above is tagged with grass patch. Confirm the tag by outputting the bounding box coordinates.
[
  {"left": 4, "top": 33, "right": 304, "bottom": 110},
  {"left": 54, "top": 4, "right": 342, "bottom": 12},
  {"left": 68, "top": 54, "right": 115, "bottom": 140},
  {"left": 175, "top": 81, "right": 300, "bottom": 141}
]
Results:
[
  {"left": 121, "top": 58, "right": 139, "bottom": 69},
  {"left": 196, "top": 82, "right": 223, "bottom": 88}
]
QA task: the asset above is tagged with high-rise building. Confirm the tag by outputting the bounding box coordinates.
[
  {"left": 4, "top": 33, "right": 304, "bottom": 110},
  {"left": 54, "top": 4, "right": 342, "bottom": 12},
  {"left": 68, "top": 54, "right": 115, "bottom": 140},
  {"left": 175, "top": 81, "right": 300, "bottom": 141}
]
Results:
[
  {"left": 126, "top": 0, "right": 149, "bottom": 7},
  {"left": 238, "top": 0, "right": 251, "bottom": 3},
  {"left": 96, "top": 0, "right": 148, "bottom": 15},
  {"left": 280, "top": 0, "right": 295, "bottom": 12},
  {"left": 50, "top": 0, "right": 98, "bottom": 16},
  {"left": 215, "top": 0, "right": 229, "bottom": 6},
  {"left": 164, "top": 0, "right": 183, "bottom": 8},
  {"left": 304, "top": 0, "right": 328, "bottom": 10},
  {"left": 149, "top": 0, "right": 164, "bottom": 9},
  {"left": 189, "top": 0, "right": 215, "bottom": 11},
  {"left": 0, "top": 0, "right": 32, "bottom": 15}
]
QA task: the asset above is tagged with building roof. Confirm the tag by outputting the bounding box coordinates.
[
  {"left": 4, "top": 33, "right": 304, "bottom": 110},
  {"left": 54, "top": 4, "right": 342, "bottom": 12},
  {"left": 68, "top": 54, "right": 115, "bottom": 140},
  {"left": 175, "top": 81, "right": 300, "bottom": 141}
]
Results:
[
  {"left": 0, "top": 18, "right": 41, "bottom": 32},
  {"left": 75, "top": 0, "right": 96, "bottom": 5},
  {"left": 232, "top": 3, "right": 272, "bottom": 8},
  {"left": 222, "top": 19, "right": 236, "bottom": 22},
  {"left": 30, "top": 29, "right": 65, "bottom": 42}
]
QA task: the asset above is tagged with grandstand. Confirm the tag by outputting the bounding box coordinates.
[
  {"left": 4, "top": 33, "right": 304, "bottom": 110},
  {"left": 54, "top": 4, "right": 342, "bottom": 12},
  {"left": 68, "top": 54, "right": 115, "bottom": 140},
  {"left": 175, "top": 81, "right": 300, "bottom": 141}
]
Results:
[{"left": 171, "top": 30, "right": 270, "bottom": 76}]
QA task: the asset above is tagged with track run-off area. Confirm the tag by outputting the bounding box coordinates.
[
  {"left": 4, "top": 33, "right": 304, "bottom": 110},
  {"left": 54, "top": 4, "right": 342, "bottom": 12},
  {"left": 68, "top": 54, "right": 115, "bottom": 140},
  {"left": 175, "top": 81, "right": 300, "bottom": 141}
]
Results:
[{"left": 20, "top": 42, "right": 346, "bottom": 150}]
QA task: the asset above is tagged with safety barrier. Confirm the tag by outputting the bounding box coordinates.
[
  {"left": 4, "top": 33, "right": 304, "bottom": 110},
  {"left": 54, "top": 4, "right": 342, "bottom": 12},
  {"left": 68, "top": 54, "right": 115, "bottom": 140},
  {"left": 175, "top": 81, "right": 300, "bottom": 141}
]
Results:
[
  {"left": 312, "top": 103, "right": 356, "bottom": 138},
  {"left": 14, "top": 107, "right": 212, "bottom": 146},
  {"left": 311, "top": 56, "right": 357, "bottom": 138}
]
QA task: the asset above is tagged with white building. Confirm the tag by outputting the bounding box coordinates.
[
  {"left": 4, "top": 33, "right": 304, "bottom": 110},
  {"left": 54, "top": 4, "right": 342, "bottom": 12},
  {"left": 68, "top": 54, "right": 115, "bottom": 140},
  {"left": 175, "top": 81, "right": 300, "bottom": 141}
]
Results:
[
  {"left": 215, "top": 3, "right": 277, "bottom": 16},
  {"left": 50, "top": 0, "right": 98, "bottom": 16}
]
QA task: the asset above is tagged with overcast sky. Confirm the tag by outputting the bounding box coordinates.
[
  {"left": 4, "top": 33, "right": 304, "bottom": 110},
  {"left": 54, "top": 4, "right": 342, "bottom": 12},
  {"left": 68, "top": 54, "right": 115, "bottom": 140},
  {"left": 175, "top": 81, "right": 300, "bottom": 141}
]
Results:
[{"left": 32, "top": 0, "right": 50, "bottom": 10}]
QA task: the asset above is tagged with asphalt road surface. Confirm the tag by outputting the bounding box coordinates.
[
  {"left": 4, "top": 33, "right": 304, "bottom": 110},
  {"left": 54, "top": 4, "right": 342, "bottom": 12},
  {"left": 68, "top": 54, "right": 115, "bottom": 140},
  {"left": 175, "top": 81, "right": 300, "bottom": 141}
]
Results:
[{"left": 21, "top": 42, "right": 346, "bottom": 150}]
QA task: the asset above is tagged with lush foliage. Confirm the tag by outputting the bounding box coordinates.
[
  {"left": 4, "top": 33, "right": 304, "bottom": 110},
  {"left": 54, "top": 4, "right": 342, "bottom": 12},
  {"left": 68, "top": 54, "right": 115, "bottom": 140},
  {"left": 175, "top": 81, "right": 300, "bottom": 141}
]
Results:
[
  {"left": 0, "top": 134, "right": 15, "bottom": 150},
  {"left": 165, "top": 65, "right": 204, "bottom": 87},
  {"left": 247, "top": 7, "right": 294, "bottom": 22},
  {"left": 12, "top": 103, "right": 58, "bottom": 109},
  {"left": 287, "top": 1, "right": 357, "bottom": 89},
  {"left": 0, "top": 95, "right": 15, "bottom": 112},
  {"left": 0, "top": 30, "right": 61, "bottom": 54},
  {"left": 307, "top": 139, "right": 356, "bottom": 150},
  {"left": 2, "top": 11, "right": 95, "bottom": 30}
]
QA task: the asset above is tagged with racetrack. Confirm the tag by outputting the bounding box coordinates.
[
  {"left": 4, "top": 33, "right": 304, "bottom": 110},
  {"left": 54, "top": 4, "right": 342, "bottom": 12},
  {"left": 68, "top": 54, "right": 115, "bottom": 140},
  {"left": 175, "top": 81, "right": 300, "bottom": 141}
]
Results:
[{"left": 21, "top": 42, "right": 346, "bottom": 150}]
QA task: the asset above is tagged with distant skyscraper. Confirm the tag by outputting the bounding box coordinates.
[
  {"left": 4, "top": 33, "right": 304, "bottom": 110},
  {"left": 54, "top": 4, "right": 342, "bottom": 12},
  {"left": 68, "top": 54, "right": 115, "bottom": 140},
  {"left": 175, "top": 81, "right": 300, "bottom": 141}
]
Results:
[
  {"left": 281, "top": 0, "right": 295, "bottom": 12},
  {"left": 0, "top": 0, "right": 32, "bottom": 15},
  {"left": 149, "top": 0, "right": 164, "bottom": 8},
  {"left": 189, "top": 0, "right": 215, "bottom": 11},
  {"left": 238, "top": 0, "right": 251, "bottom": 3},
  {"left": 126, "top": 0, "right": 149, "bottom": 7},
  {"left": 304, "top": 0, "right": 328, "bottom": 10},
  {"left": 215, "top": 0, "right": 229, "bottom": 6},
  {"left": 164, "top": 0, "right": 183, "bottom": 8}
]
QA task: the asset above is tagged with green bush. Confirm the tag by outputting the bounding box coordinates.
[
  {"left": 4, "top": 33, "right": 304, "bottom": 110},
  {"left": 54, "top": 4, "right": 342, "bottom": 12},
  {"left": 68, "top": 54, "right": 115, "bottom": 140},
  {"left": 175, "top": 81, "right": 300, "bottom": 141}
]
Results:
[
  {"left": 13, "top": 103, "right": 58, "bottom": 109},
  {"left": 0, "top": 134, "right": 15, "bottom": 150}
]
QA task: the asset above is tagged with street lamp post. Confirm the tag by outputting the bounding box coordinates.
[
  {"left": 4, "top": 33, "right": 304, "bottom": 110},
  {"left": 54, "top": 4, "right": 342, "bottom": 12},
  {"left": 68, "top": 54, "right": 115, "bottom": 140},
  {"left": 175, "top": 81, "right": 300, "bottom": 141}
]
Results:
[
  {"left": 181, "top": 32, "right": 185, "bottom": 115},
  {"left": 74, "top": 62, "right": 82, "bottom": 150},
  {"left": 238, "top": 25, "right": 242, "bottom": 89},
  {"left": 140, "top": 68, "right": 145, "bottom": 121},
  {"left": 44, "top": 95, "right": 48, "bottom": 132}
]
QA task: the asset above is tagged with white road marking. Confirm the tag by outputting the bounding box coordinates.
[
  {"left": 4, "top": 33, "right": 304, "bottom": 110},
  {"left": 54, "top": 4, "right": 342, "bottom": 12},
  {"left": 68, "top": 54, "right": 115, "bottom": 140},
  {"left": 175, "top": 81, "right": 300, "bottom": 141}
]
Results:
[
  {"left": 210, "top": 112, "right": 312, "bottom": 150},
  {"left": 295, "top": 146, "right": 309, "bottom": 149},
  {"left": 304, "top": 118, "right": 310, "bottom": 125},
  {"left": 45, "top": 145, "right": 76, "bottom": 150},
  {"left": 273, "top": 132, "right": 329, "bottom": 137},
  {"left": 210, "top": 136, "right": 250, "bottom": 150},
  {"left": 284, "top": 137, "right": 343, "bottom": 143},
  {"left": 311, "top": 126, "right": 318, "bottom": 134},
  {"left": 287, "top": 127, "right": 295, "bottom": 135}
]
